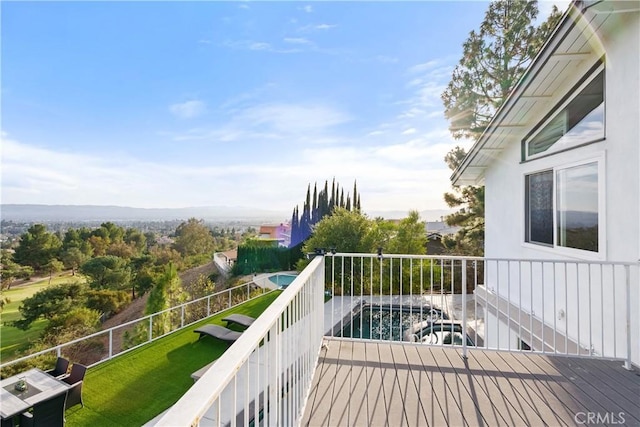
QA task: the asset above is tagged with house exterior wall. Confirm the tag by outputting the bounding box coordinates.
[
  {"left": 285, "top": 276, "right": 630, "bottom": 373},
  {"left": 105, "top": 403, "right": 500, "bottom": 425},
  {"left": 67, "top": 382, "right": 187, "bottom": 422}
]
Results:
[
  {"left": 481, "top": 9, "right": 639, "bottom": 364},
  {"left": 485, "top": 12, "right": 640, "bottom": 263}
]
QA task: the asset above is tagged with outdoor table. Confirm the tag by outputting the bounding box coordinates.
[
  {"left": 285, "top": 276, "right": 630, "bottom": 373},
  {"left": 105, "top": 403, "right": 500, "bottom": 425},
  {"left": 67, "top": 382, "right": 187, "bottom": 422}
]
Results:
[{"left": 0, "top": 368, "right": 70, "bottom": 422}]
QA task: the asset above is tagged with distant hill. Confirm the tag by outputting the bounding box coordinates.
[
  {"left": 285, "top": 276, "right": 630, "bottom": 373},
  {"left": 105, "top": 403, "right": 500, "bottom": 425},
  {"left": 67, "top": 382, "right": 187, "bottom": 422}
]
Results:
[
  {"left": 0, "top": 204, "right": 288, "bottom": 223},
  {"left": 0, "top": 204, "right": 454, "bottom": 224},
  {"left": 365, "top": 209, "right": 454, "bottom": 222}
]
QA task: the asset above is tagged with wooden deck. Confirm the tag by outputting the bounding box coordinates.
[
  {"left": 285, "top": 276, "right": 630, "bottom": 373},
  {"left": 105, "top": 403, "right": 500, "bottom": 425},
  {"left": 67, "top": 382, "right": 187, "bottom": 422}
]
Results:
[{"left": 301, "top": 339, "right": 640, "bottom": 426}]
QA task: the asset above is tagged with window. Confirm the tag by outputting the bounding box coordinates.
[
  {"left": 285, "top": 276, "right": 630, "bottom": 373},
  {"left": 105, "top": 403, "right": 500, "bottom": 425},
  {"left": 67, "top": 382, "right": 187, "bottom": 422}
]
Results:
[
  {"left": 556, "top": 162, "right": 598, "bottom": 252},
  {"left": 525, "top": 161, "right": 601, "bottom": 254},
  {"left": 525, "top": 68, "right": 604, "bottom": 159},
  {"left": 525, "top": 170, "right": 553, "bottom": 246}
]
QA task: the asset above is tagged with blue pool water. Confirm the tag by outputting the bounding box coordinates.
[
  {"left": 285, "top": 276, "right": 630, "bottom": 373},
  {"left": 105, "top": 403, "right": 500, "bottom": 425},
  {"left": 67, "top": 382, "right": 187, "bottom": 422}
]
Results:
[
  {"left": 268, "top": 273, "right": 297, "bottom": 288},
  {"left": 339, "top": 304, "right": 448, "bottom": 341}
]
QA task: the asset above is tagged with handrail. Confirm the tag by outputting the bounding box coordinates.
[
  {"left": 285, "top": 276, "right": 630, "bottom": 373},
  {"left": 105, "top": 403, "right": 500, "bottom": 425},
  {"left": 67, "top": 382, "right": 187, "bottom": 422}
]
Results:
[
  {"left": 1, "top": 281, "right": 271, "bottom": 371},
  {"left": 155, "top": 256, "right": 325, "bottom": 426}
]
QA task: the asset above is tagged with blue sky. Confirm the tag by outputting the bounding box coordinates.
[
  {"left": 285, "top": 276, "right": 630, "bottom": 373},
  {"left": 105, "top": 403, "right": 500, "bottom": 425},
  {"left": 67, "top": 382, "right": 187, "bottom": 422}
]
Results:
[{"left": 1, "top": 1, "right": 567, "bottom": 218}]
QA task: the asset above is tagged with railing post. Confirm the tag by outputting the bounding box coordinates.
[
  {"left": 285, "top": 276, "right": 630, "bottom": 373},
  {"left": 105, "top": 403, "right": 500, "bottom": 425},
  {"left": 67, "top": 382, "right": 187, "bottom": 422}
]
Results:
[
  {"left": 181, "top": 305, "right": 185, "bottom": 328},
  {"left": 624, "top": 265, "right": 632, "bottom": 370},
  {"left": 207, "top": 296, "right": 211, "bottom": 317},
  {"left": 109, "top": 329, "right": 113, "bottom": 359},
  {"left": 149, "top": 316, "right": 153, "bottom": 342},
  {"left": 462, "top": 259, "right": 468, "bottom": 359}
]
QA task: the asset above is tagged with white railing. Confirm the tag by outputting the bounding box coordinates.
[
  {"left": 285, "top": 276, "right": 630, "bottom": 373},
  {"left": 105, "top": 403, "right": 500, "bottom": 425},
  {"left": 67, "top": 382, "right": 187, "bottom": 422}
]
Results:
[
  {"left": 1, "top": 282, "right": 270, "bottom": 375},
  {"left": 323, "top": 254, "right": 639, "bottom": 369},
  {"left": 155, "top": 256, "right": 326, "bottom": 427}
]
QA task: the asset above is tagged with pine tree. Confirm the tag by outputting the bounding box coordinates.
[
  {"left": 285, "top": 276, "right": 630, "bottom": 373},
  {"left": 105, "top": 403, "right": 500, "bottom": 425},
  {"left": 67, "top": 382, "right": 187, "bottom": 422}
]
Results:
[
  {"left": 441, "top": 0, "right": 562, "bottom": 140},
  {"left": 440, "top": 0, "right": 562, "bottom": 255}
]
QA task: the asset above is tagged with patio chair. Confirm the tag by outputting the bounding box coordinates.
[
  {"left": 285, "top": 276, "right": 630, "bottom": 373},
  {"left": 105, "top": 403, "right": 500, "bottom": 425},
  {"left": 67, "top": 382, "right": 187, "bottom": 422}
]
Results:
[
  {"left": 222, "top": 314, "right": 255, "bottom": 329},
  {"left": 62, "top": 363, "right": 87, "bottom": 410},
  {"left": 45, "top": 357, "right": 69, "bottom": 379},
  {"left": 20, "top": 390, "right": 67, "bottom": 427},
  {"left": 194, "top": 324, "right": 242, "bottom": 343}
]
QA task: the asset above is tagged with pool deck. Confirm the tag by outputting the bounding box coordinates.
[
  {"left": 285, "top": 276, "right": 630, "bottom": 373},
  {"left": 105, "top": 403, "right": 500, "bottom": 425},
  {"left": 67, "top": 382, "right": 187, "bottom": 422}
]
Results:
[{"left": 301, "top": 338, "right": 640, "bottom": 426}]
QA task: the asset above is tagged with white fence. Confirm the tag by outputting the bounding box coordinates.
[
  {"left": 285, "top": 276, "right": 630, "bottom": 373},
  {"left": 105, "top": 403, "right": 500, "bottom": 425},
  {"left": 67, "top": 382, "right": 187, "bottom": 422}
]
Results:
[
  {"left": 155, "top": 256, "right": 326, "bottom": 427},
  {"left": 1, "top": 282, "right": 270, "bottom": 374},
  {"left": 322, "top": 254, "right": 639, "bottom": 369}
]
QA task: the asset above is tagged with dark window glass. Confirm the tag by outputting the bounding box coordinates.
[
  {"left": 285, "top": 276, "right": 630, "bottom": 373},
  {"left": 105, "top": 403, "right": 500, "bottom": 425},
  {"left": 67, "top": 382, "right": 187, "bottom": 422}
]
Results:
[
  {"left": 556, "top": 162, "right": 598, "bottom": 252},
  {"left": 528, "top": 70, "right": 604, "bottom": 157},
  {"left": 526, "top": 170, "right": 553, "bottom": 245}
]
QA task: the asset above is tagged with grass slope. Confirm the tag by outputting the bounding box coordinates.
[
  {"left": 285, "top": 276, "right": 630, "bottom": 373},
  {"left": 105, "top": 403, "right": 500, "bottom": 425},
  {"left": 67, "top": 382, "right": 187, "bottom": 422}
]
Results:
[
  {"left": 1, "top": 273, "right": 85, "bottom": 360},
  {"left": 65, "top": 291, "right": 281, "bottom": 427}
]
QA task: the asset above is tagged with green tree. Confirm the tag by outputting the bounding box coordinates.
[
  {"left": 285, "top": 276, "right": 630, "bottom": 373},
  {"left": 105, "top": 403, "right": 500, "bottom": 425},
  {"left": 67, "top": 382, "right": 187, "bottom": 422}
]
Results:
[
  {"left": 86, "top": 289, "right": 131, "bottom": 316},
  {"left": 387, "top": 210, "right": 427, "bottom": 255},
  {"left": 80, "top": 255, "right": 131, "bottom": 292},
  {"left": 146, "top": 264, "right": 185, "bottom": 336},
  {"left": 1, "top": 250, "right": 34, "bottom": 290},
  {"left": 61, "top": 247, "right": 90, "bottom": 276},
  {"left": 441, "top": 0, "right": 562, "bottom": 140},
  {"left": 124, "top": 228, "right": 147, "bottom": 255},
  {"left": 301, "top": 208, "right": 378, "bottom": 256},
  {"left": 13, "top": 282, "right": 87, "bottom": 330},
  {"left": 173, "top": 218, "right": 215, "bottom": 257},
  {"left": 13, "top": 224, "right": 62, "bottom": 271},
  {"left": 44, "top": 258, "right": 64, "bottom": 285},
  {"left": 440, "top": 0, "right": 561, "bottom": 255},
  {"left": 41, "top": 307, "right": 101, "bottom": 342}
]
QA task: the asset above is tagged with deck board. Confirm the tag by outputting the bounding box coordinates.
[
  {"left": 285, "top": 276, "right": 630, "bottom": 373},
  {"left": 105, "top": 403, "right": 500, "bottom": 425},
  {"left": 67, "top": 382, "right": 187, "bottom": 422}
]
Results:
[
  {"left": 301, "top": 340, "right": 640, "bottom": 427},
  {"left": 468, "top": 349, "right": 566, "bottom": 426}
]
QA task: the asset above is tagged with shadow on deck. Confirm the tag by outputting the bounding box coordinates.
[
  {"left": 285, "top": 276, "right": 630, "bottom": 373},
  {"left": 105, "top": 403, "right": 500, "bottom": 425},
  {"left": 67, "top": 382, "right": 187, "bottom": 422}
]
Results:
[{"left": 302, "top": 339, "right": 640, "bottom": 426}]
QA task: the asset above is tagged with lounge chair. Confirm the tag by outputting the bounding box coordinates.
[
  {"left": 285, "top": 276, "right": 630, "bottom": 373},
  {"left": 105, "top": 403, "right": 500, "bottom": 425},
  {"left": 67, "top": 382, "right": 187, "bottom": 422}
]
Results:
[
  {"left": 222, "top": 314, "right": 255, "bottom": 329},
  {"left": 194, "top": 325, "right": 242, "bottom": 343}
]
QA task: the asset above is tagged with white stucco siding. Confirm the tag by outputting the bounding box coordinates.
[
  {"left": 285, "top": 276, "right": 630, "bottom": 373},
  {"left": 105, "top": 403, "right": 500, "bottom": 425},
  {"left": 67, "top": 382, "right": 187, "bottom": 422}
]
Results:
[
  {"left": 484, "top": 10, "right": 640, "bottom": 264},
  {"left": 481, "top": 8, "right": 639, "bottom": 366}
]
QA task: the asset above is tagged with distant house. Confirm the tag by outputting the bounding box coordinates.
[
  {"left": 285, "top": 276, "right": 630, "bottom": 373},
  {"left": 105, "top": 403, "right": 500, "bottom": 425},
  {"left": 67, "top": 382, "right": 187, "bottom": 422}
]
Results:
[
  {"left": 258, "top": 223, "right": 291, "bottom": 247},
  {"left": 452, "top": 0, "right": 639, "bottom": 364},
  {"left": 425, "top": 221, "right": 460, "bottom": 254}
]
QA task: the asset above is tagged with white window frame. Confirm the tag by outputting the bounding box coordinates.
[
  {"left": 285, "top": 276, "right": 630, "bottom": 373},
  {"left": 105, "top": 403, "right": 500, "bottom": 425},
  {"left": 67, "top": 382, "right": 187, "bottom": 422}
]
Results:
[
  {"left": 524, "top": 64, "right": 605, "bottom": 161},
  {"left": 523, "top": 153, "right": 606, "bottom": 260}
]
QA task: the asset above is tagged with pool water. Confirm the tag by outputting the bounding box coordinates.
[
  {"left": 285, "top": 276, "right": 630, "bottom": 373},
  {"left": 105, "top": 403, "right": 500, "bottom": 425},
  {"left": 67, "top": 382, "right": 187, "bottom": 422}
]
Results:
[
  {"left": 268, "top": 274, "right": 297, "bottom": 288},
  {"left": 339, "top": 304, "right": 448, "bottom": 341}
]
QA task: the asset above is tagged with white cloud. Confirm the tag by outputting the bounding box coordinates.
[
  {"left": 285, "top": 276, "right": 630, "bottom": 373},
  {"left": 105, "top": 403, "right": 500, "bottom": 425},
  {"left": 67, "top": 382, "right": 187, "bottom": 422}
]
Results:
[
  {"left": 222, "top": 39, "right": 302, "bottom": 54},
  {"left": 284, "top": 37, "right": 312, "bottom": 45},
  {"left": 408, "top": 60, "right": 442, "bottom": 74},
  {"left": 240, "top": 103, "right": 351, "bottom": 133},
  {"left": 402, "top": 128, "right": 416, "bottom": 135},
  {"left": 169, "top": 100, "right": 206, "bottom": 119},
  {"left": 171, "top": 102, "right": 351, "bottom": 144},
  {"left": 298, "top": 23, "right": 336, "bottom": 32},
  {"left": 300, "top": 5, "right": 313, "bottom": 13},
  {"left": 375, "top": 55, "right": 398, "bottom": 64}
]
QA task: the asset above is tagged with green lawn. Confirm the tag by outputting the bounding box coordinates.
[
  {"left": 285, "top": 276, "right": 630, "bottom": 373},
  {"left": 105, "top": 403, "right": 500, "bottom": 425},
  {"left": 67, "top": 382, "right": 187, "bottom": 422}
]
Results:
[
  {"left": 1, "top": 273, "right": 85, "bottom": 361},
  {"left": 65, "top": 291, "right": 281, "bottom": 427}
]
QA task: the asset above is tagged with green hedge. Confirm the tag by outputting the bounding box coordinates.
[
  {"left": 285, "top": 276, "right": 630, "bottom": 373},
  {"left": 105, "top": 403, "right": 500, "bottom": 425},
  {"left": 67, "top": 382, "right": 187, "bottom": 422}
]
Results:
[{"left": 233, "top": 243, "right": 303, "bottom": 275}]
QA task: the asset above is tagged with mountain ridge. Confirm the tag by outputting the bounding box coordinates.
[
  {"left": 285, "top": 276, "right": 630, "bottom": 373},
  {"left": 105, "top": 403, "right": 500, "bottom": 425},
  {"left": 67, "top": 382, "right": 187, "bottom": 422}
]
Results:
[{"left": 1, "top": 204, "right": 453, "bottom": 223}]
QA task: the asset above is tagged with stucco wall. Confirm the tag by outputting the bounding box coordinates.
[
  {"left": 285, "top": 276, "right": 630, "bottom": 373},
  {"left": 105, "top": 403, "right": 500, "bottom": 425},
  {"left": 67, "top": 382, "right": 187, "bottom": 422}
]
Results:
[
  {"left": 484, "top": 11, "right": 640, "bottom": 264},
  {"left": 481, "top": 9, "right": 639, "bottom": 366}
]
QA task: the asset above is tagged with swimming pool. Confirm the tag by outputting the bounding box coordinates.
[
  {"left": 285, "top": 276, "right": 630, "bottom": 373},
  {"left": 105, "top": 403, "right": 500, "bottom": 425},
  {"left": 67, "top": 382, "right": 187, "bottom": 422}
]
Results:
[
  {"left": 339, "top": 304, "right": 449, "bottom": 341},
  {"left": 268, "top": 273, "right": 298, "bottom": 288}
]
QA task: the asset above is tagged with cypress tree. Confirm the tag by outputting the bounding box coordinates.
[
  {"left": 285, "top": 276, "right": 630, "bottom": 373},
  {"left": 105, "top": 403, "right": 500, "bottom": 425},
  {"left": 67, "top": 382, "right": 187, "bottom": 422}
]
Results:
[{"left": 312, "top": 183, "right": 318, "bottom": 225}]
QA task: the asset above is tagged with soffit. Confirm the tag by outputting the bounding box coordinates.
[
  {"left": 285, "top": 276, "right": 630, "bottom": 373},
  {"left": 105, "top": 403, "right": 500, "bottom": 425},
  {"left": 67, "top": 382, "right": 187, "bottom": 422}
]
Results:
[{"left": 452, "top": 2, "right": 612, "bottom": 186}]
